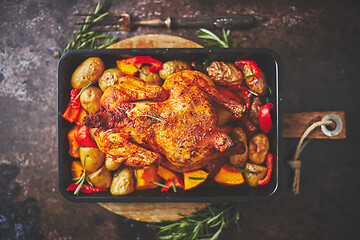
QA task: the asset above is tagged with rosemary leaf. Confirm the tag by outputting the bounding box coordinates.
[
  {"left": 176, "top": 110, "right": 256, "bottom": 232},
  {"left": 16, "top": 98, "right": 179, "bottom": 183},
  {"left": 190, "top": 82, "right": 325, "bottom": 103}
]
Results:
[
  {"left": 189, "top": 177, "right": 206, "bottom": 180},
  {"left": 236, "top": 167, "right": 260, "bottom": 174},
  {"left": 150, "top": 181, "right": 168, "bottom": 188},
  {"left": 243, "top": 73, "right": 255, "bottom": 80},
  {"left": 55, "top": 1, "right": 117, "bottom": 58},
  {"left": 75, "top": 81, "right": 92, "bottom": 99}
]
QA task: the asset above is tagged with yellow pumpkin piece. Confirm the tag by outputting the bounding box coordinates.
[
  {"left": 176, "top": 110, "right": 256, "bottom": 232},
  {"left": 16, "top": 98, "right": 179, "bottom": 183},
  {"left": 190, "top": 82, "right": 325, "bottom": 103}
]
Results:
[
  {"left": 183, "top": 170, "right": 209, "bottom": 191},
  {"left": 157, "top": 165, "right": 178, "bottom": 180},
  {"left": 76, "top": 107, "right": 87, "bottom": 125},
  {"left": 214, "top": 164, "right": 245, "bottom": 186},
  {"left": 116, "top": 59, "right": 141, "bottom": 76},
  {"left": 135, "top": 166, "right": 160, "bottom": 190},
  {"left": 71, "top": 161, "right": 84, "bottom": 180},
  {"left": 68, "top": 125, "right": 80, "bottom": 158}
]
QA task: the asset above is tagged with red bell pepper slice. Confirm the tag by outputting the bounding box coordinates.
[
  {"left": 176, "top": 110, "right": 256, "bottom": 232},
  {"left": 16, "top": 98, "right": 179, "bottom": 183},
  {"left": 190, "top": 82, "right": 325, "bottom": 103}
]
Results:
[
  {"left": 235, "top": 60, "right": 260, "bottom": 83},
  {"left": 161, "top": 176, "right": 184, "bottom": 192},
  {"left": 66, "top": 183, "right": 106, "bottom": 193},
  {"left": 62, "top": 88, "right": 81, "bottom": 123},
  {"left": 258, "top": 153, "right": 273, "bottom": 185},
  {"left": 74, "top": 125, "right": 97, "bottom": 148},
  {"left": 258, "top": 103, "right": 273, "bottom": 134},
  {"left": 124, "top": 56, "right": 163, "bottom": 73}
]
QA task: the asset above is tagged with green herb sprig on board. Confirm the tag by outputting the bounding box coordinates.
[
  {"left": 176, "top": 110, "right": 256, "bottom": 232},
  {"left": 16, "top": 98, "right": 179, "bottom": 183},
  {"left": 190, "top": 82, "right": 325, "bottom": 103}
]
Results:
[
  {"left": 196, "top": 28, "right": 246, "bottom": 48},
  {"left": 55, "top": 1, "right": 117, "bottom": 58},
  {"left": 157, "top": 203, "right": 243, "bottom": 240}
]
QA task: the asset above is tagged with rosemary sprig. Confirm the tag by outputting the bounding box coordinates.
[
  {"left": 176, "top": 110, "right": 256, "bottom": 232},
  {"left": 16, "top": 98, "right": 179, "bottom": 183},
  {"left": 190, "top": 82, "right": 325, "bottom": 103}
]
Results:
[
  {"left": 75, "top": 81, "right": 92, "bottom": 99},
  {"left": 157, "top": 203, "right": 243, "bottom": 240},
  {"left": 188, "top": 177, "right": 206, "bottom": 180},
  {"left": 138, "top": 105, "right": 172, "bottom": 128},
  {"left": 236, "top": 167, "right": 260, "bottom": 174},
  {"left": 243, "top": 73, "right": 255, "bottom": 80},
  {"left": 196, "top": 28, "right": 246, "bottom": 48},
  {"left": 55, "top": 1, "right": 117, "bottom": 58}
]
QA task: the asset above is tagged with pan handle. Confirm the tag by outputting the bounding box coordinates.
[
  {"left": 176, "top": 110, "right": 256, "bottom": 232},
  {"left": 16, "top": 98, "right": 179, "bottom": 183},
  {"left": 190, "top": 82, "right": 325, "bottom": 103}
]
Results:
[{"left": 169, "top": 15, "right": 256, "bottom": 29}]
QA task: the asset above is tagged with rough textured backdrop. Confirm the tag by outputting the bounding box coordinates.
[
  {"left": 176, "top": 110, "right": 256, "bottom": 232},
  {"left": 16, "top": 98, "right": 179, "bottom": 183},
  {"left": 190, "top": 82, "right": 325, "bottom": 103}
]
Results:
[{"left": 0, "top": 0, "right": 359, "bottom": 239}]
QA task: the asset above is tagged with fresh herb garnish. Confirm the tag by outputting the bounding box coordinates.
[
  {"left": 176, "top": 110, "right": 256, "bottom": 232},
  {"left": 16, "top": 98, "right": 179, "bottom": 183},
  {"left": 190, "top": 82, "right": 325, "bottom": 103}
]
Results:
[
  {"left": 188, "top": 177, "right": 206, "bottom": 180},
  {"left": 236, "top": 167, "right": 260, "bottom": 174},
  {"left": 171, "top": 179, "right": 177, "bottom": 192},
  {"left": 243, "top": 73, "right": 255, "bottom": 80},
  {"left": 196, "top": 28, "right": 246, "bottom": 48},
  {"left": 75, "top": 81, "right": 92, "bottom": 99},
  {"left": 151, "top": 181, "right": 168, "bottom": 188},
  {"left": 247, "top": 89, "right": 259, "bottom": 96},
  {"left": 55, "top": 1, "right": 117, "bottom": 58},
  {"left": 157, "top": 203, "right": 243, "bottom": 240},
  {"left": 138, "top": 105, "right": 172, "bottom": 128}
]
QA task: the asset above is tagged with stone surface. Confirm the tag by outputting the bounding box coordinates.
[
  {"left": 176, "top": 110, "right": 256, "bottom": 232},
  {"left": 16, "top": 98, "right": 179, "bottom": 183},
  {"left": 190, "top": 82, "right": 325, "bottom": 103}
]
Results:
[{"left": 0, "top": 0, "right": 359, "bottom": 239}]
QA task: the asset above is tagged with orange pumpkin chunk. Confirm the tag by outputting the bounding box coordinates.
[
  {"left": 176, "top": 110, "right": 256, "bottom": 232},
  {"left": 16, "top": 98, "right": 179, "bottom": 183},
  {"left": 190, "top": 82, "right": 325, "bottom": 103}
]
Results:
[
  {"left": 135, "top": 166, "right": 160, "bottom": 190},
  {"left": 183, "top": 170, "right": 209, "bottom": 190},
  {"left": 214, "top": 164, "right": 245, "bottom": 186}
]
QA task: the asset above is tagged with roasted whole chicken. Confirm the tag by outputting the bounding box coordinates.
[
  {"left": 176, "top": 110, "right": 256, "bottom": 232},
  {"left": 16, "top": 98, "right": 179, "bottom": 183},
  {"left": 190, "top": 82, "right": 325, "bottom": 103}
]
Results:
[{"left": 84, "top": 70, "right": 246, "bottom": 172}]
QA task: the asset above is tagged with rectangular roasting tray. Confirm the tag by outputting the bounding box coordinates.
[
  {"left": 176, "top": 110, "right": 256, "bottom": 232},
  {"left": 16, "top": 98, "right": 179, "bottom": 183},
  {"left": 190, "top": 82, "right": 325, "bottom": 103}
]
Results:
[{"left": 57, "top": 48, "right": 282, "bottom": 202}]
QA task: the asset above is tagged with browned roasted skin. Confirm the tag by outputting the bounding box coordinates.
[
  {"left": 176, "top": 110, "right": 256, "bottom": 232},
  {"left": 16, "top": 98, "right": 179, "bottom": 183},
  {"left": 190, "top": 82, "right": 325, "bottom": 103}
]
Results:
[{"left": 84, "top": 71, "right": 245, "bottom": 172}]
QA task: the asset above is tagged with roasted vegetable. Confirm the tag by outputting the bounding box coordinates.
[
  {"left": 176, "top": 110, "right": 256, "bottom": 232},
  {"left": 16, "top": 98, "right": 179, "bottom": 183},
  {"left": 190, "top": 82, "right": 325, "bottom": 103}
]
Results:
[
  {"left": 246, "top": 70, "right": 268, "bottom": 96},
  {"left": 116, "top": 59, "right": 141, "bottom": 76},
  {"left": 159, "top": 60, "right": 191, "bottom": 80},
  {"left": 98, "top": 68, "right": 125, "bottom": 92},
  {"left": 79, "top": 147, "right": 105, "bottom": 173},
  {"left": 135, "top": 166, "right": 160, "bottom": 190},
  {"left": 183, "top": 170, "right": 209, "bottom": 190},
  {"left": 68, "top": 125, "right": 80, "bottom": 158},
  {"left": 229, "top": 127, "right": 248, "bottom": 168},
  {"left": 157, "top": 165, "right": 178, "bottom": 181},
  {"left": 110, "top": 167, "right": 135, "bottom": 195},
  {"left": 88, "top": 165, "right": 112, "bottom": 188},
  {"left": 79, "top": 86, "right": 102, "bottom": 114},
  {"left": 105, "top": 154, "right": 122, "bottom": 171},
  {"left": 71, "top": 57, "right": 105, "bottom": 89},
  {"left": 248, "top": 133, "right": 269, "bottom": 165},
  {"left": 207, "top": 61, "right": 243, "bottom": 86},
  {"left": 139, "top": 65, "right": 162, "bottom": 85},
  {"left": 248, "top": 97, "right": 264, "bottom": 126},
  {"left": 214, "top": 164, "right": 245, "bottom": 186},
  {"left": 243, "top": 163, "right": 267, "bottom": 187},
  {"left": 71, "top": 161, "right": 83, "bottom": 179}
]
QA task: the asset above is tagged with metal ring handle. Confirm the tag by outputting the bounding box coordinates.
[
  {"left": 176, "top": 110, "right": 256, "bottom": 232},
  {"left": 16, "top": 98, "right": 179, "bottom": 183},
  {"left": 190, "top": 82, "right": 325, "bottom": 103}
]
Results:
[{"left": 321, "top": 114, "right": 343, "bottom": 137}]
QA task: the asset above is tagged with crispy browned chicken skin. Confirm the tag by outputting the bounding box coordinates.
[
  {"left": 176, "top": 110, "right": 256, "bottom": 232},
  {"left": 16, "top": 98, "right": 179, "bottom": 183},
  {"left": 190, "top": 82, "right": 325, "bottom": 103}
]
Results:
[{"left": 84, "top": 70, "right": 245, "bottom": 172}]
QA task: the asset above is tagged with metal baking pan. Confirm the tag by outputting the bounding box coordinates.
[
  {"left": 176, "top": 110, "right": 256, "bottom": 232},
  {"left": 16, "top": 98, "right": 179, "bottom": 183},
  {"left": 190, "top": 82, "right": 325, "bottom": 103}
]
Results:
[{"left": 57, "top": 48, "right": 282, "bottom": 202}]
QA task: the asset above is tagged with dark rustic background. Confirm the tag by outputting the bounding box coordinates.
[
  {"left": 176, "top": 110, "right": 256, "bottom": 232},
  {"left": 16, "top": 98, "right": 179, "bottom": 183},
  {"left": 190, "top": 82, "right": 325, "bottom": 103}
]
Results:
[{"left": 0, "top": 0, "right": 359, "bottom": 239}]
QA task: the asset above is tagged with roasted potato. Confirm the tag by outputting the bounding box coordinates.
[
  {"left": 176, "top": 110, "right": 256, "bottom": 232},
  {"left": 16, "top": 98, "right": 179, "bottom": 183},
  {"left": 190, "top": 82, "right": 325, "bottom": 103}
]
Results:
[
  {"left": 110, "top": 167, "right": 135, "bottom": 195},
  {"left": 244, "top": 66, "right": 268, "bottom": 96},
  {"left": 71, "top": 57, "right": 105, "bottom": 89},
  {"left": 105, "top": 154, "right": 122, "bottom": 171},
  {"left": 139, "top": 65, "right": 162, "bottom": 86},
  {"left": 88, "top": 165, "right": 112, "bottom": 188},
  {"left": 229, "top": 127, "right": 248, "bottom": 168},
  {"left": 79, "top": 86, "right": 102, "bottom": 114},
  {"left": 79, "top": 147, "right": 105, "bottom": 173},
  {"left": 248, "top": 97, "right": 264, "bottom": 126},
  {"left": 98, "top": 68, "right": 125, "bottom": 92},
  {"left": 243, "top": 163, "right": 267, "bottom": 187},
  {"left": 159, "top": 60, "right": 191, "bottom": 80},
  {"left": 248, "top": 133, "right": 269, "bottom": 165},
  {"left": 89, "top": 128, "right": 97, "bottom": 141},
  {"left": 207, "top": 61, "right": 243, "bottom": 86}
]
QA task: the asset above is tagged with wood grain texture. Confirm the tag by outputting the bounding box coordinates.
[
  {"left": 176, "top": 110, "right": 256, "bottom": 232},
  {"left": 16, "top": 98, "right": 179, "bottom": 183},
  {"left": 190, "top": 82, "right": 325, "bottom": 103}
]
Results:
[
  {"left": 283, "top": 111, "right": 346, "bottom": 139},
  {"left": 100, "top": 34, "right": 207, "bottom": 223}
]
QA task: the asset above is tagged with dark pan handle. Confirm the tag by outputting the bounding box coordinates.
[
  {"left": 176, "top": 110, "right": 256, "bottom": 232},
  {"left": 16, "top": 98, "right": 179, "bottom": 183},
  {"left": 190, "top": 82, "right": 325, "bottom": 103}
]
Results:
[{"left": 169, "top": 15, "right": 256, "bottom": 29}]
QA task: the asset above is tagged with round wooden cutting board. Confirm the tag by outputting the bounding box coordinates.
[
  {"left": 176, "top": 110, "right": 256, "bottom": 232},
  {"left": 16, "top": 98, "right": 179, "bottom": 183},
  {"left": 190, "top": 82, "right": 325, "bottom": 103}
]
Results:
[{"left": 99, "top": 34, "right": 207, "bottom": 223}]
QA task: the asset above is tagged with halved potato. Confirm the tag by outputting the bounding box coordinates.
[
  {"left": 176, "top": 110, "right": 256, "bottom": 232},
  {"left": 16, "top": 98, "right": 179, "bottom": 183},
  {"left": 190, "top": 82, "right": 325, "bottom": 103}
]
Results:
[
  {"left": 88, "top": 165, "right": 112, "bottom": 188},
  {"left": 110, "top": 167, "right": 135, "bottom": 195}
]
